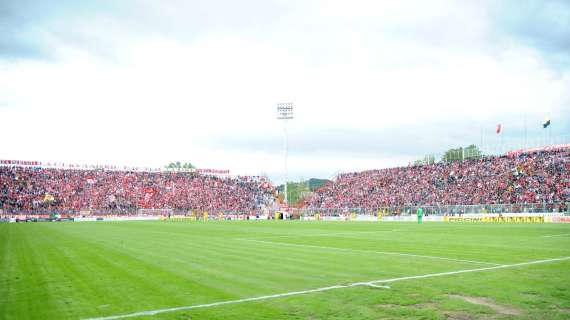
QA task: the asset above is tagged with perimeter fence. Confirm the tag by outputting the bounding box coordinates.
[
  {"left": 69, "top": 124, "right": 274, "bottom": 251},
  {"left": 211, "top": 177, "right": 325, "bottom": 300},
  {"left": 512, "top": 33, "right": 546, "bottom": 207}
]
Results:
[
  {"left": 298, "top": 202, "right": 569, "bottom": 217},
  {"left": 2, "top": 202, "right": 569, "bottom": 219}
]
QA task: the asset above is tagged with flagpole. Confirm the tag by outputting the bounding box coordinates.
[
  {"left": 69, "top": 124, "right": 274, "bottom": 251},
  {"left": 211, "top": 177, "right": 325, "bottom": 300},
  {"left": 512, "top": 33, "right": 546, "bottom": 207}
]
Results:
[
  {"left": 493, "top": 123, "right": 496, "bottom": 155},
  {"left": 524, "top": 112, "right": 528, "bottom": 149},
  {"left": 480, "top": 126, "right": 483, "bottom": 154},
  {"left": 549, "top": 123, "right": 552, "bottom": 146},
  {"left": 499, "top": 126, "right": 505, "bottom": 155},
  {"left": 543, "top": 121, "right": 546, "bottom": 147},
  {"left": 543, "top": 117, "right": 551, "bottom": 147}
]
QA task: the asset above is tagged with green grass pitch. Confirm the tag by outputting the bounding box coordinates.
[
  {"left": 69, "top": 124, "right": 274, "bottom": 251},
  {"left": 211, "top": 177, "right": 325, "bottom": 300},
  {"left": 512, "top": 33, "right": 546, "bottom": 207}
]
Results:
[{"left": 1, "top": 221, "right": 570, "bottom": 319}]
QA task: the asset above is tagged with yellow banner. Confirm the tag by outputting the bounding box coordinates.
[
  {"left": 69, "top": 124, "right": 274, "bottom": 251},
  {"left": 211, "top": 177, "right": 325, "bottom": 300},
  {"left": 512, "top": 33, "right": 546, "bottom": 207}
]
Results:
[{"left": 445, "top": 216, "right": 544, "bottom": 223}]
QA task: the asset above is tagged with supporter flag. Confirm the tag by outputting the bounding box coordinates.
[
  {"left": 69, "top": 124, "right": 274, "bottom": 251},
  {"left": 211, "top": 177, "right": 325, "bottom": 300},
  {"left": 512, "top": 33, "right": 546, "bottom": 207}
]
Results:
[
  {"left": 143, "top": 188, "right": 156, "bottom": 201},
  {"left": 43, "top": 193, "right": 55, "bottom": 203},
  {"left": 496, "top": 124, "right": 502, "bottom": 134},
  {"left": 141, "top": 188, "right": 157, "bottom": 208},
  {"left": 543, "top": 118, "right": 551, "bottom": 128}
]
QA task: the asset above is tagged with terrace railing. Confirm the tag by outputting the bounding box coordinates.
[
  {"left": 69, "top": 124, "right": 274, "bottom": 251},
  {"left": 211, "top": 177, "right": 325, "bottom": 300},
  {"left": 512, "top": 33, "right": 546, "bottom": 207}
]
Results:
[
  {"left": 2, "top": 202, "right": 569, "bottom": 218},
  {"left": 299, "top": 202, "right": 570, "bottom": 216}
]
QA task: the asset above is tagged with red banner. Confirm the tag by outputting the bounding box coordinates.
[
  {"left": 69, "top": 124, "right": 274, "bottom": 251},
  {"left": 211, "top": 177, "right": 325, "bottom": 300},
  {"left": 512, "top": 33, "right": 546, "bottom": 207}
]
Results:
[
  {"left": 0, "top": 159, "right": 230, "bottom": 176},
  {"left": 507, "top": 144, "right": 570, "bottom": 157}
]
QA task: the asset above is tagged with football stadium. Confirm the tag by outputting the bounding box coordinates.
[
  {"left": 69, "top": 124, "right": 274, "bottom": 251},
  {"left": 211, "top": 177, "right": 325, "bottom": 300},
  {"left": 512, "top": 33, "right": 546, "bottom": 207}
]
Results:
[{"left": 2, "top": 1, "right": 570, "bottom": 320}]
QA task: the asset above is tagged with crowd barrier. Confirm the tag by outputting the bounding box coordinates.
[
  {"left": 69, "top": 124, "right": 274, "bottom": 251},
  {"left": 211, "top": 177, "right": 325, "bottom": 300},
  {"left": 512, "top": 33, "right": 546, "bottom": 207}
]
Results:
[
  {"left": 2, "top": 216, "right": 163, "bottom": 223},
  {"left": 1, "top": 213, "right": 274, "bottom": 223},
  {"left": 2, "top": 210, "right": 569, "bottom": 224},
  {"left": 299, "top": 212, "right": 569, "bottom": 223}
]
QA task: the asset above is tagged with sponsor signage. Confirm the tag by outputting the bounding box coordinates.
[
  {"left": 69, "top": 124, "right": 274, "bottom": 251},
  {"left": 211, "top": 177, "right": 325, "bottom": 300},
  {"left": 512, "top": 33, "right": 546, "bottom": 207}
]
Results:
[
  {"left": 551, "top": 216, "right": 570, "bottom": 224},
  {"left": 0, "top": 159, "right": 230, "bottom": 176}
]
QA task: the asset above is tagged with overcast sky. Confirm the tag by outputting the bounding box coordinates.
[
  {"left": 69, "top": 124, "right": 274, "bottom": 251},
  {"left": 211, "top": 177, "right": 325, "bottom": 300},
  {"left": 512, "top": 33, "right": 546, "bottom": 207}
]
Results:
[{"left": 1, "top": 0, "right": 569, "bottom": 183}]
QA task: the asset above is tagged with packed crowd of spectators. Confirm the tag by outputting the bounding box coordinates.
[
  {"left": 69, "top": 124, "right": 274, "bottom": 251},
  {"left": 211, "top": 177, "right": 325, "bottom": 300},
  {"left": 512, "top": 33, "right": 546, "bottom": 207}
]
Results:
[
  {"left": 309, "top": 150, "right": 570, "bottom": 209},
  {"left": 3, "top": 149, "right": 569, "bottom": 214},
  {"left": 0, "top": 167, "right": 276, "bottom": 213}
]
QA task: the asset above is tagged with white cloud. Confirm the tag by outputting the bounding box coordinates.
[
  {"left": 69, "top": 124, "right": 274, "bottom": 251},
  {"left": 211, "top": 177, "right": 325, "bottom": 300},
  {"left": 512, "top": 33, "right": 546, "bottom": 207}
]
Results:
[{"left": 1, "top": 0, "right": 569, "bottom": 183}]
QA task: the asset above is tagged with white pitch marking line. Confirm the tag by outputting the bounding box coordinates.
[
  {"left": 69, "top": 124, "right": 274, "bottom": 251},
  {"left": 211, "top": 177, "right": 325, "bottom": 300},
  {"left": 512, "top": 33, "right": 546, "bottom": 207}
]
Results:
[
  {"left": 542, "top": 234, "right": 570, "bottom": 238},
  {"left": 236, "top": 238, "right": 501, "bottom": 266},
  {"left": 84, "top": 256, "right": 570, "bottom": 320},
  {"left": 270, "top": 230, "right": 400, "bottom": 238},
  {"left": 366, "top": 256, "right": 570, "bottom": 285},
  {"left": 363, "top": 283, "right": 391, "bottom": 289}
]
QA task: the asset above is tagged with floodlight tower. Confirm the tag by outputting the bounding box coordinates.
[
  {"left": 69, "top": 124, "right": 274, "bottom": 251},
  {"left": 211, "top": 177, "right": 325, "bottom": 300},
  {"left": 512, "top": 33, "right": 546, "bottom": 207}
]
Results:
[{"left": 277, "top": 102, "right": 294, "bottom": 205}]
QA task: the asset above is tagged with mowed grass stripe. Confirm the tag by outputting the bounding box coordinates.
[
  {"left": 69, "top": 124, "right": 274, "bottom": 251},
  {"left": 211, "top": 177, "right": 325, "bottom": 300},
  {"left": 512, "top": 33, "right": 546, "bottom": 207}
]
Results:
[
  {"left": 194, "top": 221, "right": 570, "bottom": 263},
  {"left": 39, "top": 224, "right": 263, "bottom": 307},
  {"left": 39, "top": 222, "right": 468, "bottom": 317},
  {"left": 23, "top": 222, "right": 417, "bottom": 317},
  {"left": 56, "top": 221, "right": 435, "bottom": 273},
  {"left": 32, "top": 224, "right": 211, "bottom": 318},
  {"left": 281, "top": 223, "right": 570, "bottom": 263},
  {"left": 84, "top": 256, "right": 570, "bottom": 320},
  {"left": 2, "top": 221, "right": 570, "bottom": 319},
  {"left": 1, "top": 225, "right": 105, "bottom": 318},
  {"left": 236, "top": 238, "right": 501, "bottom": 266},
  {"left": 6, "top": 223, "right": 236, "bottom": 317},
  {"left": 54, "top": 222, "right": 427, "bottom": 296},
  {"left": 59, "top": 222, "right": 404, "bottom": 280}
]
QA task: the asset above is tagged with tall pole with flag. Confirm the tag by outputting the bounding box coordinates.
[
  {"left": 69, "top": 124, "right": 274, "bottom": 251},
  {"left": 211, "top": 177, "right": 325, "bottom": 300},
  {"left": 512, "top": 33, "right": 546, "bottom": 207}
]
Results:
[
  {"left": 543, "top": 117, "right": 551, "bottom": 146},
  {"left": 480, "top": 126, "right": 483, "bottom": 154},
  {"left": 524, "top": 112, "right": 528, "bottom": 149},
  {"left": 496, "top": 124, "right": 502, "bottom": 155}
]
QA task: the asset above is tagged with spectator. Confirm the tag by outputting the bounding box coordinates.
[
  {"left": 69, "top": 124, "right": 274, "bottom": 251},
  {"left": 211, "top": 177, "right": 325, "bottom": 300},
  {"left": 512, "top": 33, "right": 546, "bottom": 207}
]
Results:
[
  {"left": 0, "top": 167, "right": 276, "bottom": 213},
  {"left": 309, "top": 150, "right": 570, "bottom": 209}
]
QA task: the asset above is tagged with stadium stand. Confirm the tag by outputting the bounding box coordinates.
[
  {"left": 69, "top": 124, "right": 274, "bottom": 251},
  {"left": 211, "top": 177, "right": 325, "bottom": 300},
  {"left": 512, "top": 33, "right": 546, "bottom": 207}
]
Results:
[
  {"left": 2, "top": 149, "right": 569, "bottom": 216},
  {"left": 309, "top": 150, "right": 570, "bottom": 210},
  {"left": 0, "top": 167, "right": 276, "bottom": 213}
]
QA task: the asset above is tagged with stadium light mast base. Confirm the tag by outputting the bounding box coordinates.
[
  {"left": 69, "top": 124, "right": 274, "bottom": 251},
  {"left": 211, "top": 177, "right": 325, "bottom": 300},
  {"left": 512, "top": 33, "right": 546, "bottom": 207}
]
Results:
[{"left": 277, "top": 102, "right": 294, "bottom": 207}]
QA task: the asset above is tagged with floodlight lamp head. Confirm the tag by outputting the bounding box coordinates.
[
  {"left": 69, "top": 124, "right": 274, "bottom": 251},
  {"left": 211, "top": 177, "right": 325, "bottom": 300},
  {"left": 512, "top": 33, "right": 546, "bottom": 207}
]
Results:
[{"left": 277, "top": 102, "right": 294, "bottom": 120}]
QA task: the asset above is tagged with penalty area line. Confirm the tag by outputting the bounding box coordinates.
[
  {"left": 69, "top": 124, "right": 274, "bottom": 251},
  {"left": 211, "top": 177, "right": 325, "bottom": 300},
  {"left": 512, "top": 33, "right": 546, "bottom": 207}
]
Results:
[
  {"left": 542, "top": 234, "right": 570, "bottom": 238},
  {"left": 235, "top": 238, "right": 502, "bottom": 266},
  {"left": 269, "top": 230, "right": 401, "bottom": 238},
  {"left": 363, "top": 283, "right": 391, "bottom": 289},
  {"left": 83, "top": 256, "right": 570, "bottom": 320}
]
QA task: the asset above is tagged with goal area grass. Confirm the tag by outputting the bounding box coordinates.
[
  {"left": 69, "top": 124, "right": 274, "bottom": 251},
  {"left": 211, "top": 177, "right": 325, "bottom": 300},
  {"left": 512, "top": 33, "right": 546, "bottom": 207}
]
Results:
[{"left": 1, "top": 220, "right": 570, "bottom": 319}]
